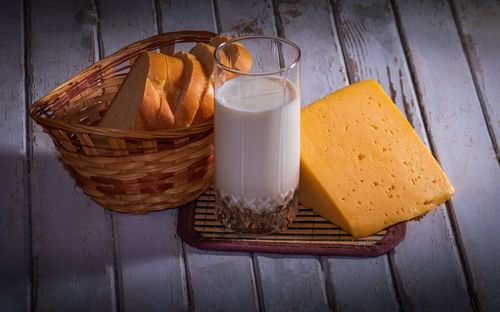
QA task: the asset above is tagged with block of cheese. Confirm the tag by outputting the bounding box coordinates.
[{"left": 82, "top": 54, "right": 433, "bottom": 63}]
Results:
[{"left": 299, "top": 79, "right": 455, "bottom": 238}]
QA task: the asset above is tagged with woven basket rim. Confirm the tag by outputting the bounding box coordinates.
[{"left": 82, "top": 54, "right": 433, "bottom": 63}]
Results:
[{"left": 29, "top": 30, "right": 216, "bottom": 139}]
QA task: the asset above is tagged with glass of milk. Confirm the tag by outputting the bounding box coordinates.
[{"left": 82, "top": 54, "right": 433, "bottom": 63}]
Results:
[{"left": 213, "top": 36, "right": 301, "bottom": 234}]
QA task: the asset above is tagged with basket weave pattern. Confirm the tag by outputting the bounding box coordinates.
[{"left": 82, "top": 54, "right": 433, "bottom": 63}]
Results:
[{"left": 29, "top": 31, "right": 217, "bottom": 214}]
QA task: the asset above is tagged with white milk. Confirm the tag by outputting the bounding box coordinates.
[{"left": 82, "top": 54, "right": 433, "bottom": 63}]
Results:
[{"left": 214, "top": 75, "right": 300, "bottom": 213}]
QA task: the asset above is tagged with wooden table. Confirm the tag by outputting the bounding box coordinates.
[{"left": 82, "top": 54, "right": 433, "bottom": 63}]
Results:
[{"left": 1, "top": 0, "right": 499, "bottom": 311}]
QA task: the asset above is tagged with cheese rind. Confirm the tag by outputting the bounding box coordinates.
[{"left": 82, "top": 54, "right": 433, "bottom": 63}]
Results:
[{"left": 299, "top": 79, "right": 454, "bottom": 238}]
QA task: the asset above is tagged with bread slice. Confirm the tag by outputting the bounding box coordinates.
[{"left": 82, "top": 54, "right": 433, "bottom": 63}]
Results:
[
  {"left": 173, "top": 51, "right": 208, "bottom": 128},
  {"left": 99, "top": 52, "right": 185, "bottom": 131},
  {"left": 189, "top": 43, "right": 215, "bottom": 124},
  {"left": 207, "top": 35, "right": 252, "bottom": 72},
  {"left": 190, "top": 43, "right": 216, "bottom": 75},
  {"left": 192, "top": 80, "right": 214, "bottom": 125}
]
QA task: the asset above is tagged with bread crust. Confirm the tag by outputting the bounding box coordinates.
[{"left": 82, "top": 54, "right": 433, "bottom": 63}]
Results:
[{"left": 173, "top": 51, "right": 207, "bottom": 128}]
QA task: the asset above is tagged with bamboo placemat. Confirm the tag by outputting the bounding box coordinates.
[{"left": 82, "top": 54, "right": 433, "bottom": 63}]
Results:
[{"left": 178, "top": 188, "right": 406, "bottom": 257}]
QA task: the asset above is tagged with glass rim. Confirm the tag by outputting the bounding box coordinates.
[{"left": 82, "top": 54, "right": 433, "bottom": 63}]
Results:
[{"left": 213, "top": 35, "right": 301, "bottom": 76}]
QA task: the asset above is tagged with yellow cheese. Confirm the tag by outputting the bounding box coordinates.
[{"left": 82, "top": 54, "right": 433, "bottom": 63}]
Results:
[{"left": 299, "top": 79, "right": 454, "bottom": 238}]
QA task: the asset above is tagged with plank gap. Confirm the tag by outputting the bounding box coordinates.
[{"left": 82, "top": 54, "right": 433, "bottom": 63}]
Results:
[
  {"left": 109, "top": 212, "right": 122, "bottom": 312},
  {"left": 270, "top": 0, "right": 284, "bottom": 38},
  {"left": 330, "top": 0, "right": 354, "bottom": 84},
  {"left": 212, "top": 0, "right": 222, "bottom": 33},
  {"left": 154, "top": 0, "right": 163, "bottom": 34},
  {"left": 92, "top": 2, "right": 120, "bottom": 311},
  {"left": 442, "top": 200, "right": 480, "bottom": 312},
  {"left": 23, "top": 0, "right": 35, "bottom": 310},
  {"left": 319, "top": 257, "right": 337, "bottom": 312},
  {"left": 390, "top": 1, "right": 479, "bottom": 311},
  {"left": 386, "top": 250, "right": 404, "bottom": 311},
  {"left": 94, "top": 0, "right": 105, "bottom": 60},
  {"left": 181, "top": 240, "right": 195, "bottom": 311},
  {"left": 251, "top": 254, "right": 265, "bottom": 312},
  {"left": 448, "top": 0, "right": 500, "bottom": 165}
]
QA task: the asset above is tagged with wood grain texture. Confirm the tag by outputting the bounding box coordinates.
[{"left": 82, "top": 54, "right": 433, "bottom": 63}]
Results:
[
  {"left": 112, "top": 212, "right": 188, "bottom": 311},
  {"left": 335, "top": 1, "right": 472, "bottom": 311},
  {"left": 277, "top": 1, "right": 399, "bottom": 311},
  {"left": 29, "top": 1, "right": 116, "bottom": 310},
  {"left": 158, "top": 0, "right": 216, "bottom": 51},
  {"left": 217, "top": 1, "right": 330, "bottom": 310},
  {"left": 0, "top": 1, "right": 30, "bottom": 310},
  {"left": 276, "top": 0, "right": 348, "bottom": 106},
  {"left": 452, "top": 0, "right": 500, "bottom": 160},
  {"left": 216, "top": 0, "right": 276, "bottom": 37},
  {"left": 254, "top": 255, "right": 329, "bottom": 312},
  {"left": 159, "top": 1, "right": 259, "bottom": 310},
  {"left": 98, "top": 0, "right": 158, "bottom": 57},
  {"left": 395, "top": 0, "right": 500, "bottom": 310},
  {"left": 183, "top": 246, "right": 259, "bottom": 311},
  {"left": 97, "top": 1, "right": 188, "bottom": 310}
]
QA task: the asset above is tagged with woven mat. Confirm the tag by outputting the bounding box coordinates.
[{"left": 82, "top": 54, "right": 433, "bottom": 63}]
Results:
[{"left": 177, "top": 188, "right": 406, "bottom": 257}]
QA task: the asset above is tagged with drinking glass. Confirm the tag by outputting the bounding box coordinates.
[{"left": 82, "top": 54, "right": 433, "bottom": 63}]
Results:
[{"left": 213, "top": 36, "right": 301, "bottom": 234}]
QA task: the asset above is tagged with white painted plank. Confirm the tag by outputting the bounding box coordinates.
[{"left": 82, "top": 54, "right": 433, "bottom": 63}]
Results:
[
  {"left": 277, "top": 1, "right": 400, "bottom": 311},
  {"left": 453, "top": 0, "right": 500, "bottom": 160},
  {"left": 29, "top": 1, "right": 116, "bottom": 310},
  {"left": 183, "top": 246, "right": 259, "bottom": 311},
  {"left": 217, "top": 1, "right": 331, "bottom": 310},
  {"left": 335, "top": 1, "right": 472, "bottom": 311},
  {"left": 158, "top": 0, "right": 215, "bottom": 52},
  {"left": 112, "top": 212, "right": 188, "bottom": 311},
  {"left": 97, "top": 1, "right": 188, "bottom": 310},
  {"left": 254, "top": 255, "right": 329, "bottom": 312},
  {"left": 0, "top": 1, "right": 30, "bottom": 310},
  {"left": 395, "top": 0, "right": 500, "bottom": 310},
  {"left": 216, "top": 0, "right": 276, "bottom": 37},
  {"left": 276, "top": 0, "right": 348, "bottom": 106},
  {"left": 159, "top": 1, "right": 259, "bottom": 310}
]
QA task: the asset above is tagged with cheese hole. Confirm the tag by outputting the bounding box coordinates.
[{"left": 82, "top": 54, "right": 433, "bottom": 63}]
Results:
[
  {"left": 357, "top": 200, "right": 362, "bottom": 205},
  {"left": 341, "top": 197, "right": 346, "bottom": 201},
  {"left": 373, "top": 182, "right": 379, "bottom": 187},
  {"left": 357, "top": 153, "right": 365, "bottom": 160},
  {"left": 369, "top": 201, "right": 374, "bottom": 206},
  {"left": 382, "top": 147, "right": 387, "bottom": 152},
  {"left": 352, "top": 188, "right": 356, "bottom": 192},
  {"left": 360, "top": 179, "right": 364, "bottom": 183},
  {"left": 370, "top": 124, "right": 379, "bottom": 130}
]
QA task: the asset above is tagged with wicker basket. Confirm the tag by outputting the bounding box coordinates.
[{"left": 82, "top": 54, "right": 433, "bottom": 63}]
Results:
[{"left": 29, "top": 31, "right": 217, "bottom": 214}]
